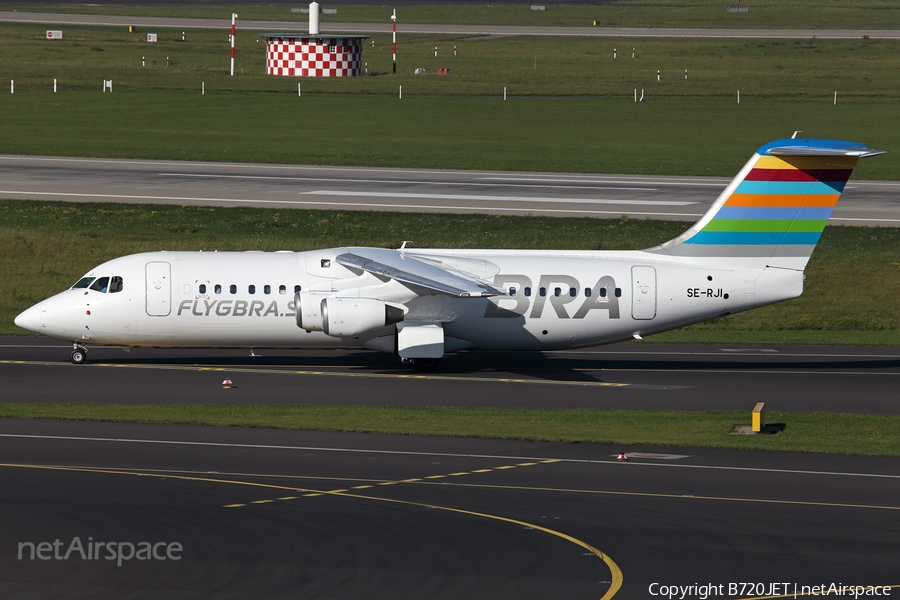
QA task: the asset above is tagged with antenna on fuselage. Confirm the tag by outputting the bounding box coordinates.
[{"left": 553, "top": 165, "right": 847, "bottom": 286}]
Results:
[{"left": 791, "top": 130, "right": 802, "bottom": 139}]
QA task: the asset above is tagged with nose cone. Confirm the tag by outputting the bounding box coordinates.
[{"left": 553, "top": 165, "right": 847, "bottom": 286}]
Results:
[{"left": 14, "top": 302, "right": 43, "bottom": 333}]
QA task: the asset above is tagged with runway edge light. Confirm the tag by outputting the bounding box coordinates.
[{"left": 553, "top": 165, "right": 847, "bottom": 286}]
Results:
[
  {"left": 616, "top": 452, "right": 628, "bottom": 461},
  {"left": 222, "top": 379, "right": 234, "bottom": 389}
]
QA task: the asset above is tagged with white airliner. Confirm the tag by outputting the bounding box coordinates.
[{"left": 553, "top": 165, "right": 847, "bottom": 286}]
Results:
[{"left": 15, "top": 138, "right": 882, "bottom": 369}]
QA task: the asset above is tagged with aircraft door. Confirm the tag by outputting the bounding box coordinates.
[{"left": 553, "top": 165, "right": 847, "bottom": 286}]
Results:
[
  {"left": 631, "top": 266, "right": 657, "bottom": 320},
  {"left": 145, "top": 261, "right": 171, "bottom": 317}
]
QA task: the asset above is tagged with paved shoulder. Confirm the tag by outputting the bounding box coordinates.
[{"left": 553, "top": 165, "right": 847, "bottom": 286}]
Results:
[{"left": 2, "top": 11, "right": 900, "bottom": 38}]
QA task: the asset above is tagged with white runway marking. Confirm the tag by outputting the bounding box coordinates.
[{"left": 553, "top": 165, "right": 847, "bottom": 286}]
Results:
[
  {"left": 303, "top": 190, "right": 697, "bottom": 206},
  {"left": 827, "top": 217, "right": 900, "bottom": 223},
  {"left": 0, "top": 190, "right": 703, "bottom": 217},
  {"left": 161, "top": 172, "right": 659, "bottom": 192},
  {"left": 1, "top": 433, "right": 897, "bottom": 480},
  {"left": 483, "top": 177, "right": 724, "bottom": 187}
]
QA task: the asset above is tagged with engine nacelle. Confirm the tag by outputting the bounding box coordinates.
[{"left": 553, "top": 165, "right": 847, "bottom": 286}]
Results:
[
  {"left": 295, "top": 291, "right": 325, "bottom": 332},
  {"left": 321, "top": 297, "right": 405, "bottom": 337}
]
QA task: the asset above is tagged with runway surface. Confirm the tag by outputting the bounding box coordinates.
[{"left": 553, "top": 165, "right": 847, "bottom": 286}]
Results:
[
  {"left": 3, "top": 155, "right": 900, "bottom": 225},
  {"left": 3, "top": 11, "right": 900, "bottom": 39},
  {"left": 0, "top": 418, "right": 897, "bottom": 599},
  {"left": 2, "top": 338, "right": 899, "bottom": 415}
]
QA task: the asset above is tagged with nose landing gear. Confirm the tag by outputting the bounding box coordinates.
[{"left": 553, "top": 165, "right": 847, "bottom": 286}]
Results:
[{"left": 70, "top": 344, "right": 88, "bottom": 364}]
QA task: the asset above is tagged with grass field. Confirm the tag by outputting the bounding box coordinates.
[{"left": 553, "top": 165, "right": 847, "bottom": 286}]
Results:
[
  {"left": 4, "top": 200, "right": 900, "bottom": 343},
  {"left": 17, "top": 1, "right": 900, "bottom": 30},
  {"left": 5, "top": 92, "right": 900, "bottom": 178},
  {"left": 2, "top": 23, "right": 900, "bottom": 177},
  {"left": 1, "top": 404, "right": 897, "bottom": 457},
  {"left": 5, "top": 23, "right": 900, "bottom": 101}
]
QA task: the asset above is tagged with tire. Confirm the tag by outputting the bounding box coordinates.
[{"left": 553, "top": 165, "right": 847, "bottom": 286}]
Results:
[
  {"left": 412, "top": 357, "right": 440, "bottom": 372},
  {"left": 70, "top": 349, "right": 86, "bottom": 364}
]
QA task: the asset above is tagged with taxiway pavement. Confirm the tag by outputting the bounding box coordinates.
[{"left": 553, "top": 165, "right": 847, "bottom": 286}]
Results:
[
  {"left": 0, "top": 419, "right": 897, "bottom": 599},
  {"left": 2, "top": 155, "right": 899, "bottom": 225},
  {"left": 2, "top": 339, "right": 899, "bottom": 415}
]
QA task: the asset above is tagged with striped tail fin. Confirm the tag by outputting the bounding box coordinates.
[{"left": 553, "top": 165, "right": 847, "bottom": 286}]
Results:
[{"left": 651, "top": 138, "right": 883, "bottom": 270}]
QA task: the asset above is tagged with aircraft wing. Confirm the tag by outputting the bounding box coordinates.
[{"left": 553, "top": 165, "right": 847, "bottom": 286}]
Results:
[{"left": 336, "top": 249, "right": 505, "bottom": 298}]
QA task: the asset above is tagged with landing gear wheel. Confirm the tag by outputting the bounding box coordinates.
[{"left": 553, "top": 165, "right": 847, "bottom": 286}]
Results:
[
  {"left": 70, "top": 347, "right": 87, "bottom": 364},
  {"left": 411, "top": 357, "right": 440, "bottom": 372}
]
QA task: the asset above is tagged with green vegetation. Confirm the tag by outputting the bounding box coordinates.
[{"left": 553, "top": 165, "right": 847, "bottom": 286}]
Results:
[
  {"left": 5, "top": 22, "right": 900, "bottom": 101},
  {"left": 17, "top": 1, "right": 900, "bottom": 30},
  {"left": 4, "top": 200, "right": 900, "bottom": 343},
  {"left": 1, "top": 404, "right": 897, "bottom": 456},
  {"left": 2, "top": 23, "right": 900, "bottom": 176},
  {"left": 6, "top": 92, "right": 900, "bottom": 178},
  {"left": 8, "top": 92, "right": 900, "bottom": 178}
]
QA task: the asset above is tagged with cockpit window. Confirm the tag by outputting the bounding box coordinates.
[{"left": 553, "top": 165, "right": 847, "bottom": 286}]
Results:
[
  {"left": 72, "top": 277, "right": 95, "bottom": 289},
  {"left": 89, "top": 277, "right": 110, "bottom": 293},
  {"left": 109, "top": 276, "right": 124, "bottom": 293}
]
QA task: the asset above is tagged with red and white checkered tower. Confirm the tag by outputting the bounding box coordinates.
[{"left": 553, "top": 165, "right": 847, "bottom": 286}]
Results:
[{"left": 262, "top": 2, "right": 367, "bottom": 77}]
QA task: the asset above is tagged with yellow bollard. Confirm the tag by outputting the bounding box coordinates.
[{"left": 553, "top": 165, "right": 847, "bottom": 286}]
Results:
[{"left": 752, "top": 402, "right": 765, "bottom": 433}]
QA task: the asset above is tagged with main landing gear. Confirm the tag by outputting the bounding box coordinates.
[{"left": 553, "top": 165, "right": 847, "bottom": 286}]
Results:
[
  {"left": 403, "top": 357, "right": 441, "bottom": 372},
  {"left": 70, "top": 344, "right": 88, "bottom": 364}
]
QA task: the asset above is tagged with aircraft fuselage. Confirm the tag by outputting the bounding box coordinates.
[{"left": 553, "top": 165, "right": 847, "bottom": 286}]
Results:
[{"left": 19, "top": 248, "right": 802, "bottom": 352}]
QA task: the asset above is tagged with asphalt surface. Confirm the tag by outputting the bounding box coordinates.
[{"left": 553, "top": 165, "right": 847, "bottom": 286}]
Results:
[
  {"left": 3, "top": 155, "right": 900, "bottom": 225},
  {"left": 0, "top": 418, "right": 897, "bottom": 599},
  {"left": 3, "top": 338, "right": 899, "bottom": 415},
  {"left": 3, "top": 11, "right": 900, "bottom": 39}
]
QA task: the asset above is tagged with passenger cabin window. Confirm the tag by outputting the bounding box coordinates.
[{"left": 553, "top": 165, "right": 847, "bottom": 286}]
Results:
[
  {"left": 109, "top": 276, "right": 124, "bottom": 293},
  {"left": 508, "top": 287, "right": 517, "bottom": 297},
  {"left": 524, "top": 287, "right": 531, "bottom": 297},
  {"left": 569, "top": 287, "right": 577, "bottom": 297},
  {"left": 539, "top": 287, "right": 547, "bottom": 297},
  {"left": 294, "top": 285, "right": 302, "bottom": 293},
  {"left": 615, "top": 288, "right": 622, "bottom": 297},
  {"left": 249, "top": 285, "right": 256, "bottom": 295},
  {"left": 584, "top": 288, "right": 591, "bottom": 297},
  {"left": 72, "top": 277, "right": 95, "bottom": 289},
  {"left": 229, "top": 284, "right": 237, "bottom": 294},
  {"left": 215, "top": 284, "right": 222, "bottom": 294},
  {"left": 554, "top": 287, "right": 561, "bottom": 297},
  {"left": 599, "top": 288, "right": 607, "bottom": 298},
  {"left": 199, "top": 284, "right": 207, "bottom": 294},
  {"left": 279, "top": 285, "right": 287, "bottom": 295},
  {"left": 264, "top": 285, "right": 271, "bottom": 295},
  {"left": 89, "top": 277, "right": 110, "bottom": 293}
]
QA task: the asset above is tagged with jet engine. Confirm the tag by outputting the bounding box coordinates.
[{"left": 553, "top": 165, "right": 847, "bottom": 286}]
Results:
[
  {"left": 321, "top": 297, "right": 405, "bottom": 337},
  {"left": 295, "top": 291, "right": 325, "bottom": 332}
]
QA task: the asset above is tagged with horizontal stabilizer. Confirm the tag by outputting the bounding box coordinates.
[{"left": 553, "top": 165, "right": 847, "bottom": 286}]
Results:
[
  {"left": 337, "top": 248, "right": 505, "bottom": 298},
  {"left": 760, "top": 139, "right": 885, "bottom": 158}
]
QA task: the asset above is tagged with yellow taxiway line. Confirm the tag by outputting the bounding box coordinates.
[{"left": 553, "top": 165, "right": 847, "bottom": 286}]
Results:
[
  {"left": 0, "top": 359, "right": 630, "bottom": 388},
  {"left": 0, "top": 458, "right": 622, "bottom": 599}
]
